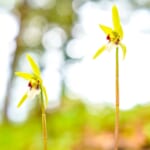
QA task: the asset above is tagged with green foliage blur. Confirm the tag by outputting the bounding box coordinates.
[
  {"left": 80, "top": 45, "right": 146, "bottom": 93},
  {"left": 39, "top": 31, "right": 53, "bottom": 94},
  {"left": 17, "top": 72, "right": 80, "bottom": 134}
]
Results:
[{"left": 1, "top": 96, "right": 150, "bottom": 150}]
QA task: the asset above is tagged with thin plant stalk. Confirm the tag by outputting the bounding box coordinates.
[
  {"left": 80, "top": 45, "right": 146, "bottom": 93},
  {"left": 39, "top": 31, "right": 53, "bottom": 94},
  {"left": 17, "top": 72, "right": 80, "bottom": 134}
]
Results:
[
  {"left": 115, "top": 47, "right": 119, "bottom": 150},
  {"left": 41, "top": 90, "right": 48, "bottom": 150},
  {"left": 15, "top": 54, "right": 49, "bottom": 150},
  {"left": 42, "top": 113, "right": 47, "bottom": 150},
  {"left": 92, "top": 5, "right": 126, "bottom": 150}
]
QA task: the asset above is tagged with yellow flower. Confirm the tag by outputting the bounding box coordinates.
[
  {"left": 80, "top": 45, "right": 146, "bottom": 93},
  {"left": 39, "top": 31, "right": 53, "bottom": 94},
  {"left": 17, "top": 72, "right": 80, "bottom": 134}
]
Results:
[
  {"left": 15, "top": 54, "right": 48, "bottom": 108},
  {"left": 93, "top": 5, "right": 126, "bottom": 59}
]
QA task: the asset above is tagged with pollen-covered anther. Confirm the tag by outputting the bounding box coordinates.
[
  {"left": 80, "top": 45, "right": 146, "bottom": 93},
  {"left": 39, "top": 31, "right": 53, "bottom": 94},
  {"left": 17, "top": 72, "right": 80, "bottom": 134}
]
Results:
[
  {"left": 35, "top": 80, "right": 40, "bottom": 89},
  {"left": 115, "top": 38, "right": 120, "bottom": 45},
  {"left": 36, "top": 83, "right": 40, "bottom": 89}
]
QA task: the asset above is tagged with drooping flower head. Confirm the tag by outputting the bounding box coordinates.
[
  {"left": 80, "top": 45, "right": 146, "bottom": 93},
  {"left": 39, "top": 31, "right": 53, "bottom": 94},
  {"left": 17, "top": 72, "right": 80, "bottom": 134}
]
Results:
[
  {"left": 15, "top": 54, "right": 48, "bottom": 108},
  {"left": 93, "top": 5, "right": 126, "bottom": 59}
]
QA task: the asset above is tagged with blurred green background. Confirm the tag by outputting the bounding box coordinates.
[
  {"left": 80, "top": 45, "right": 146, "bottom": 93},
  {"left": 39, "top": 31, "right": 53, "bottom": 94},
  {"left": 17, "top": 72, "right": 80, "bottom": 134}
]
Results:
[{"left": 1, "top": 0, "right": 150, "bottom": 149}]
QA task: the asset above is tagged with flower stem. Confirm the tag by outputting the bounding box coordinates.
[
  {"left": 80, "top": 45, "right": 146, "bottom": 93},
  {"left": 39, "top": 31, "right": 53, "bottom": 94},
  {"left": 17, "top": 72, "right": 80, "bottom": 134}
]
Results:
[
  {"left": 42, "top": 112, "right": 47, "bottom": 150},
  {"left": 115, "top": 47, "right": 119, "bottom": 150},
  {"left": 40, "top": 90, "right": 48, "bottom": 150}
]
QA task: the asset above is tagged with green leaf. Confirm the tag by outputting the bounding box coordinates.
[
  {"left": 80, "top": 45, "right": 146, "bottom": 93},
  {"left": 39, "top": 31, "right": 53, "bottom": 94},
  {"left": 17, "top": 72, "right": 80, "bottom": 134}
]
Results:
[
  {"left": 26, "top": 54, "right": 41, "bottom": 76},
  {"left": 42, "top": 85, "right": 48, "bottom": 107},
  {"left": 93, "top": 45, "right": 106, "bottom": 59},
  {"left": 15, "top": 72, "right": 35, "bottom": 80},
  {"left": 99, "top": 24, "right": 113, "bottom": 35},
  {"left": 17, "top": 92, "right": 28, "bottom": 108},
  {"left": 119, "top": 42, "right": 126, "bottom": 59}
]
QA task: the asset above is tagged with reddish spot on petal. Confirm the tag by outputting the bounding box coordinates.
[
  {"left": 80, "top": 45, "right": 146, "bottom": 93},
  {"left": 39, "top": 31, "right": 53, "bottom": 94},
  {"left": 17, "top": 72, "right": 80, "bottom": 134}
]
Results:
[
  {"left": 28, "top": 82, "right": 32, "bottom": 88},
  {"left": 106, "top": 35, "right": 110, "bottom": 41}
]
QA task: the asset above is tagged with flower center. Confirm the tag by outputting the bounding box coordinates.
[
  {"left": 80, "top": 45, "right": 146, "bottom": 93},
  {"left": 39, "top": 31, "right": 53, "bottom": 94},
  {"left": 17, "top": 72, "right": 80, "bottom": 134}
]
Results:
[
  {"left": 106, "top": 31, "right": 120, "bottom": 45},
  {"left": 28, "top": 80, "right": 40, "bottom": 90}
]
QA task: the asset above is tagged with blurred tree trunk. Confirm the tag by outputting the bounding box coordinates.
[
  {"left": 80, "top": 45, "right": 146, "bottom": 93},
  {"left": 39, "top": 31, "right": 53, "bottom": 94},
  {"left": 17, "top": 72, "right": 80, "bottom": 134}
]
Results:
[{"left": 3, "top": 1, "right": 27, "bottom": 122}]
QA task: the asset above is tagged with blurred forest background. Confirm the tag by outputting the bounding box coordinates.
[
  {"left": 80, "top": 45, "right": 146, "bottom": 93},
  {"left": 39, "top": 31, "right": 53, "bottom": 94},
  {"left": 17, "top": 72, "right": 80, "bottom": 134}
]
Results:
[{"left": 1, "top": 0, "right": 150, "bottom": 149}]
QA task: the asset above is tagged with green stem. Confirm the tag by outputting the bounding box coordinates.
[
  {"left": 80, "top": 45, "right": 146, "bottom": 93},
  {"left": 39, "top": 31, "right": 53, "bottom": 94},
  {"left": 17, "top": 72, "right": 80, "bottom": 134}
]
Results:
[
  {"left": 115, "top": 47, "right": 119, "bottom": 150},
  {"left": 40, "top": 89, "right": 47, "bottom": 150},
  {"left": 42, "top": 112, "right": 47, "bottom": 150}
]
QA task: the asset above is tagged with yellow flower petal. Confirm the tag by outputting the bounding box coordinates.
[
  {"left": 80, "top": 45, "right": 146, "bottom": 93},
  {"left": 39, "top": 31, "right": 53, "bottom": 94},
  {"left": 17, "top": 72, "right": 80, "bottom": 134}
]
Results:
[
  {"left": 118, "top": 25, "right": 124, "bottom": 39},
  {"left": 15, "top": 72, "right": 35, "bottom": 80},
  {"left": 42, "top": 85, "right": 48, "bottom": 107},
  {"left": 119, "top": 42, "right": 126, "bottom": 59},
  {"left": 112, "top": 5, "right": 120, "bottom": 29},
  {"left": 112, "top": 5, "right": 123, "bottom": 38},
  {"left": 26, "top": 54, "right": 41, "bottom": 76},
  {"left": 99, "top": 24, "right": 113, "bottom": 35},
  {"left": 17, "top": 92, "right": 28, "bottom": 108},
  {"left": 93, "top": 45, "right": 106, "bottom": 59}
]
